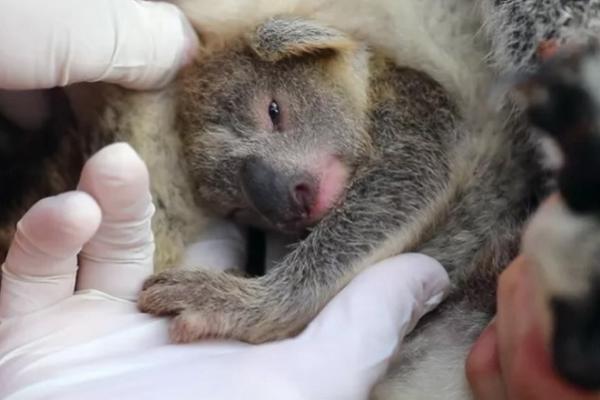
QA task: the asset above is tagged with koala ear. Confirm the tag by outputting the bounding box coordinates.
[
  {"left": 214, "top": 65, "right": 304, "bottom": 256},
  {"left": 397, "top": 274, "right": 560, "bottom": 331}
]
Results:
[{"left": 249, "top": 17, "right": 357, "bottom": 62}]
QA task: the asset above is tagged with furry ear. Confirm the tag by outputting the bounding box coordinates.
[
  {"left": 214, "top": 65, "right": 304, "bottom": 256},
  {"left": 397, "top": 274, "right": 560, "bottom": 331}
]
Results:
[{"left": 249, "top": 17, "right": 357, "bottom": 62}]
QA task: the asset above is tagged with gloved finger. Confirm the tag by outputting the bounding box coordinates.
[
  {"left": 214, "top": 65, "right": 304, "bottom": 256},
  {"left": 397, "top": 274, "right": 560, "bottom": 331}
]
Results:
[
  {"left": 77, "top": 143, "right": 155, "bottom": 301},
  {"left": 0, "top": 0, "right": 199, "bottom": 90},
  {"left": 0, "top": 192, "right": 101, "bottom": 318},
  {"left": 286, "top": 253, "right": 449, "bottom": 399}
]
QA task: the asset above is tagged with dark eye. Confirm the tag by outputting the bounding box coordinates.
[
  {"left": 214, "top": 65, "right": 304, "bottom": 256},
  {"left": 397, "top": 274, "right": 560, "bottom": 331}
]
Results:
[{"left": 268, "top": 100, "right": 281, "bottom": 124}]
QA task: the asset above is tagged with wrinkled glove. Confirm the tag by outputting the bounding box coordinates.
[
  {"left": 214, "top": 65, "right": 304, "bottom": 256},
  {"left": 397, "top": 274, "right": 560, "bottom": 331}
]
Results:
[
  {"left": 0, "top": 143, "right": 449, "bottom": 400},
  {"left": 0, "top": 0, "right": 198, "bottom": 90}
]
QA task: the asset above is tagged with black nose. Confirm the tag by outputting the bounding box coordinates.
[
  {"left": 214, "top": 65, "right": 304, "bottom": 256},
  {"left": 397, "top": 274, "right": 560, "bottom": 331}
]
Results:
[
  {"left": 552, "top": 294, "right": 600, "bottom": 391},
  {"left": 240, "top": 157, "right": 315, "bottom": 230}
]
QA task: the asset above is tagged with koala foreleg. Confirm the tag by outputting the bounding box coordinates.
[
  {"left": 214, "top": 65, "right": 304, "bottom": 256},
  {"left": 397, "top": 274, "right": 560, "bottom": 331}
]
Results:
[{"left": 139, "top": 152, "right": 451, "bottom": 343}]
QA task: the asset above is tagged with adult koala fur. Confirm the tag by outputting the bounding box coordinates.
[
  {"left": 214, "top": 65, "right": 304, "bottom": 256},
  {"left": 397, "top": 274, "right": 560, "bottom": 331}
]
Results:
[{"left": 1, "top": 0, "right": 600, "bottom": 398}]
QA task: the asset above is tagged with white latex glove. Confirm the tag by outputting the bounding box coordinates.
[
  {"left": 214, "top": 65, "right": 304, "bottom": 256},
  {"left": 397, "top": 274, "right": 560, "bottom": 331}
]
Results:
[
  {"left": 0, "top": 0, "right": 199, "bottom": 90},
  {"left": 0, "top": 143, "right": 450, "bottom": 400}
]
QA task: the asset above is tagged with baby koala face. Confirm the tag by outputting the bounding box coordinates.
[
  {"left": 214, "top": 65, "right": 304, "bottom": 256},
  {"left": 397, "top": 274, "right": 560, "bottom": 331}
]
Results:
[{"left": 176, "top": 17, "right": 372, "bottom": 233}]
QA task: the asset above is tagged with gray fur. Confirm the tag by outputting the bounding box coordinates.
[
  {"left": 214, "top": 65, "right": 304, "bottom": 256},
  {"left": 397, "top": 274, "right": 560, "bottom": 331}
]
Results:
[
  {"left": 139, "top": 14, "right": 547, "bottom": 399},
  {"left": 2, "top": 2, "right": 600, "bottom": 398}
]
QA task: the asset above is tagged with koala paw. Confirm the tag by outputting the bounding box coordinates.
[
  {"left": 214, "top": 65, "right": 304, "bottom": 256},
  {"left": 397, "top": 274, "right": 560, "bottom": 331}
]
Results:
[
  {"left": 138, "top": 270, "right": 199, "bottom": 316},
  {"left": 138, "top": 269, "right": 281, "bottom": 343}
]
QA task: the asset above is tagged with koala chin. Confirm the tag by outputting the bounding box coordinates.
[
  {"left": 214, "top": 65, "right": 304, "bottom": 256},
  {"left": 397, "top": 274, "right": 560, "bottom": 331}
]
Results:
[{"left": 2, "top": 0, "right": 600, "bottom": 398}]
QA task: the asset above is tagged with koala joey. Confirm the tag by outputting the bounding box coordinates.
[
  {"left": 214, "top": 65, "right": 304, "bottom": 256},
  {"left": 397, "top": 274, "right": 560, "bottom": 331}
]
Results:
[
  {"left": 1, "top": 0, "right": 600, "bottom": 398},
  {"left": 131, "top": 15, "right": 538, "bottom": 399},
  {"left": 138, "top": 4, "right": 600, "bottom": 399}
]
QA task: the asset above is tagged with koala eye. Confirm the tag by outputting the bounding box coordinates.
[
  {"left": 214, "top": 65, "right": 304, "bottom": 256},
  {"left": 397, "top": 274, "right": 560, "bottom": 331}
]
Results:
[{"left": 268, "top": 100, "right": 281, "bottom": 124}]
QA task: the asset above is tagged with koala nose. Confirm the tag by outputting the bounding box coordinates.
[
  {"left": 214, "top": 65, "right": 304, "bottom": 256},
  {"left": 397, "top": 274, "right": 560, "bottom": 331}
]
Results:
[
  {"left": 291, "top": 182, "right": 314, "bottom": 217},
  {"left": 240, "top": 157, "right": 315, "bottom": 231},
  {"left": 552, "top": 295, "right": 600, "bottom": 391}
]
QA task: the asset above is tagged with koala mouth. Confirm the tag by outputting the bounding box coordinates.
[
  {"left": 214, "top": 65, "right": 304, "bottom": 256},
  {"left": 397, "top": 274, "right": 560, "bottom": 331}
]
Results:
[{"left": 238, "top": 155, "right": 349, "bottom": 233}]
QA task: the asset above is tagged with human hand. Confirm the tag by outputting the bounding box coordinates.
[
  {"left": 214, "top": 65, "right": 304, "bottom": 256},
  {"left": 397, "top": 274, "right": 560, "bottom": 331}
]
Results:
[
  {"left": 0, "top": 143, "right": 449, "bottom": 400},
  {"left": 466, "top": 196, "right": 600, "bottom": 400},
  {"left": 0, "top": 0, "right": 199, "bottom": 90}
]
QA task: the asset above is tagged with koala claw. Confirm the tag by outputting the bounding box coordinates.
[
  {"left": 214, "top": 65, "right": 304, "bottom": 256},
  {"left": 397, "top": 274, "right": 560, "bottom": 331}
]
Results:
[
  {"left": 138, "top": 269, "right": 280, "bottom": 343},
  {"left": 138, "top": 273, "right": 193, "bottom": 316}
]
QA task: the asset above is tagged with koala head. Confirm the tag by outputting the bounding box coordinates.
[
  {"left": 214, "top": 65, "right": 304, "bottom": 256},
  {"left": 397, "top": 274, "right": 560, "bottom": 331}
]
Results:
[{"left": 176, "top": 17, "right": 373, "bottom": 233}]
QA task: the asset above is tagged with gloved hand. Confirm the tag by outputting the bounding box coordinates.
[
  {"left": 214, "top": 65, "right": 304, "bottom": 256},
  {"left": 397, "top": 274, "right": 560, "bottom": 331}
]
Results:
[
  {"left": 0, "top": 0, "right": 198, "bottom": 90},
  {"left": 0, "top": 143, "right": 449, "bottom": 400}
]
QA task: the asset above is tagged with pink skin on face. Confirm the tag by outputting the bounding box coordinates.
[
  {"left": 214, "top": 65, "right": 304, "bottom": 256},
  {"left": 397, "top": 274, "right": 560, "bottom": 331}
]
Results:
[{"left": 309, "top": 156, "right": 349, "bottom": 223}]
